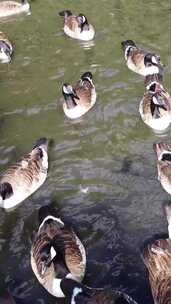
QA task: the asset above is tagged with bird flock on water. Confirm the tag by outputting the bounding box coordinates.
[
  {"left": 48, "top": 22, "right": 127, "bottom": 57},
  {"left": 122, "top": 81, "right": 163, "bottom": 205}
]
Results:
[{"left": 0, "top": 1, "right": 171, "bottom": 303}]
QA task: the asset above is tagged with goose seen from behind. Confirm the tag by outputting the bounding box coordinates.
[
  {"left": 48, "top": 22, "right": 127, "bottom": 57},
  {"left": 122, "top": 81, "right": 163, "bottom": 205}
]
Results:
[
  {"left": 59, "top": 10, "right": 95, "bottom": 41},
  {"left": 30, "top": 206, "right": 86, "bottom": 298}
]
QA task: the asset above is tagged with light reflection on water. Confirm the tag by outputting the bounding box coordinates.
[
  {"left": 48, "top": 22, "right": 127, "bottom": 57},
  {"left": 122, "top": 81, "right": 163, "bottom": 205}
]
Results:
[{"left": 0, "top": 0, "right": 171, "bottom": 303}]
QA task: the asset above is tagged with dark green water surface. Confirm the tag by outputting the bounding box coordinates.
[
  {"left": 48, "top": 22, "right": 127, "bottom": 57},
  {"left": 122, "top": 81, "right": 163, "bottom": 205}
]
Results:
[{"left": 0, "top": 0, "right": 171, "bottom": 303}]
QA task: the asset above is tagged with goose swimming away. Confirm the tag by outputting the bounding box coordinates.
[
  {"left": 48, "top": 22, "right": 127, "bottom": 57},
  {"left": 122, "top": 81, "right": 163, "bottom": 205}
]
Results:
[
  {"left": 59, "top": 10, "right": 95, "bottom": 41},
  {"left": 30, "top": 206, "right": 86, "bottom": 298}
]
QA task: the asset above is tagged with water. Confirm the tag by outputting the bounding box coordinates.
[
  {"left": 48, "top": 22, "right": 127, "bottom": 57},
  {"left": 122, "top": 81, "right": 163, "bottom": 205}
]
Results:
[{"left": 0, "top": 0, "right": 171, "bottom": 303}]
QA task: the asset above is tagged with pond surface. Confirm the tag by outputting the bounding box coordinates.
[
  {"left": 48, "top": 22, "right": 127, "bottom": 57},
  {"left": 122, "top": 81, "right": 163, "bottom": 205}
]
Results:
[{"left": 0, "top": 0, "right": 171, "bottom": 303}]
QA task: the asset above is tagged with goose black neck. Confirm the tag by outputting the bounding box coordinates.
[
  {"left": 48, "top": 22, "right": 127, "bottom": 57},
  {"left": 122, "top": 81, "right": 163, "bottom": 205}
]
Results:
[
  {"left": 64, "top": 94, "right": 77, "bottom": 109},
  {"left": 161, "top": 153, "right": 171, "bottom": 162}
]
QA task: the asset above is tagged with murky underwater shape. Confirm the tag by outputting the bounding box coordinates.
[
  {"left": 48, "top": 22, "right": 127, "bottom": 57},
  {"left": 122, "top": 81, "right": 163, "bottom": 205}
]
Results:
[{"left": 0, "top": 0, "right": 171, "bottom": 303}]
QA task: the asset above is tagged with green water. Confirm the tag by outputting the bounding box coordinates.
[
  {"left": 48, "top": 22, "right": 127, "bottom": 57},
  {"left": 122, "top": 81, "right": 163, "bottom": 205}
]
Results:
[{"left": 0, "top": 0, "right": 171, "bottom": 303}]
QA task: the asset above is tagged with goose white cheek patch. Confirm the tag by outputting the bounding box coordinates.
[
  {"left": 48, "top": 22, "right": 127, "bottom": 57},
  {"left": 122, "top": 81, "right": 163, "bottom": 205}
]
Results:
[
  {"left": 152, "top": 96, "right": 160, "bottom": 105},
  {"left": 50, "top": 246, "right": 57, "bottom": 260},
  {"left": 71, "top": 287, "right": 83, "bottom": 304},
  {"left": 152, "top": 56, "right": 158, "bottom": 65}
]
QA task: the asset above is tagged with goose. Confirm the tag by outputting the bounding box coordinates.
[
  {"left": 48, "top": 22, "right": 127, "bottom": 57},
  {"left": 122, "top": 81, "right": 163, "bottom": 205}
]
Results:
[
  {"left": 0, "top": 0, "right": 30, "bottom": 18},
  {"left": 141, "top": 202, "right": 171, "bottom": 304},
  {"left": 62, "top": 71, "right": 96, "bottom": 119},
  {"left": 139, "top": 74, "right": 171, "bottom": 131},
  {"left": 0, "top": 138, "right": 48, "bottom": 210},
  {"left": 0, "top": 31, "right": 13, "bottom": 63},
  {"left": 153, "top": 142, "right": 171, "bottom": 195},
  {"left": 142, "top": 238, "right": 171, "bottom": 304},
  {"left": 30, "top": 206, "right": 86, "bottom": 298},
  {"left": 57, "top": 278, "right": 138, "bottom": 303},
  {"left": 59, "top": 10, "right": 95, "bottom": 41},
  {"left": 121, "top": 40, "right": 164, "bottom": 76}
]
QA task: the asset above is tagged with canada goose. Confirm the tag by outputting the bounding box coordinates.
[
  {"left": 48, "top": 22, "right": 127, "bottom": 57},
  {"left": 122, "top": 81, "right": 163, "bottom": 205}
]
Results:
[
  {"left": 0, "top": 0, "right": 30, "bottom": 18},
  {"left": 139, "top": 74, "right": 171, "bottom": 130},
  {"left": 59, "top": 10, "right": 95, "bottom": 41},
  {"left": 58, "top": 278, "right": 138, "bottom": 303},
  {"left": 30, "top": 206, "right": 86, "bottom": 298},
  {"left": 62, "top": 71, "right": 96, "bottom": 119},
  {"left": 0, "top": 138, "right": 48, "bottom": 210},
  {"left": 121, "top": 40, "right": 164, "bottom": 76},
  {"left": 142, "top": 238, "right": 171, "bottom": 304},
  {"left": 153, "top": 142, "right": 171, "bottom": 195},
  {"left": 0, "top": 31, "right": 13, "bottom": 63},
  {"left": 141, "top": 203, "right": 171, "bottom": 304}
]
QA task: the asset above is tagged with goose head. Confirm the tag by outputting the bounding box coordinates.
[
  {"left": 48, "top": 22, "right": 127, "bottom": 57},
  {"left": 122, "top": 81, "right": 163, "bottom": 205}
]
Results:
[
  {"left": 153, "top": 142, "right": 171, "bottom": 161},
  {"left": 121, "top": 40, "right": 136, "bottom": 60},
  {"left": 81, "top": 71, "right": 93, "bottom": 85},
  {"left": 144, "top": 53, "right": 164, "bottom": 74},
  {"left": 77, "top": 14, "right": 89, "bottom": 31}
]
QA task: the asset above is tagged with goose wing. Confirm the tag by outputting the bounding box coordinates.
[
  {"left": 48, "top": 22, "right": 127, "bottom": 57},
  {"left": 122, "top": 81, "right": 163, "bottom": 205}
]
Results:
[
  {"left": 0, "top": 145, "right": 47, "bottom": 190},
  {"left": 74, "top": 81, "right": 92, "bottom": 106},
  {"left": 65, "top": 15, "right": 78, "bottom": 31},
  {"left": 31, "top": 230, "right": 54, "bottom": 277},
  {"left": 130, "top": 49, "right": 146, "bottom": 68},
  {"left": 142, "top": 239, "right": 171, "bottom": 304},
  {"left": 0, "top": 1, "right": 21, "bottom": 10},
  {"left": 52, "top": 226, "right": 86, "bottom": 280}
]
